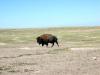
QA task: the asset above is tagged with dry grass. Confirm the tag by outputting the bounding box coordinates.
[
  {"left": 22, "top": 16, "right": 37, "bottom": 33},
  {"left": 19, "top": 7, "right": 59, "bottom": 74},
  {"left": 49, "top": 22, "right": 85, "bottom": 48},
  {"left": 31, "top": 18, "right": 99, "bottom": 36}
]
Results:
[
  {"left": 0, "top": 26, "right": 100, "bottom": 47},
  {"left": 0, "top": 27, "right": 100, "bottom": 75}
]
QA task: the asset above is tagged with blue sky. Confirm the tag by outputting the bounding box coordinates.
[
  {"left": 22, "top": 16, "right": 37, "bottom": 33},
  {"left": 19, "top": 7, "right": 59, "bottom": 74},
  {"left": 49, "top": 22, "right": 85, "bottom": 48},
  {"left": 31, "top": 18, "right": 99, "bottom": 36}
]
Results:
[{"left": 0, "top": 0, "right": 100, "bottom": 28}]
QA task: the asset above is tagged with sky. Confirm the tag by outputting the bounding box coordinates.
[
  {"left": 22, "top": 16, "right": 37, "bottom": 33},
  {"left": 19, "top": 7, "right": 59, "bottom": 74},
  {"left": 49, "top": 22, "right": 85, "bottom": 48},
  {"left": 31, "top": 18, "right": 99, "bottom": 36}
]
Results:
[{"left": 0, "top": 0, "right": 100, "bottom": 28}]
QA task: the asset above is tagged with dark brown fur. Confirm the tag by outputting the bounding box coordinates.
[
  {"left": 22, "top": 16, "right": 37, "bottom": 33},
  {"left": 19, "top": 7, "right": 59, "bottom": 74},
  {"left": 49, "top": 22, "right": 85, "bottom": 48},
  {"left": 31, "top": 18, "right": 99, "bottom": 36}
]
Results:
[{"left": 36, "top": 34, "right": 59, "bottom": 47}]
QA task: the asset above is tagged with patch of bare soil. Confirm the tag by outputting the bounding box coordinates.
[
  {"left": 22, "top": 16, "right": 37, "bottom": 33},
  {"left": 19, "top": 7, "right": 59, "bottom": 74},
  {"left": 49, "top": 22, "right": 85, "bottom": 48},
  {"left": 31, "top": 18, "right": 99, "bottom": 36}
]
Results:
[{"left": 0, "top": 43, "right": 100, "bottom": 75}]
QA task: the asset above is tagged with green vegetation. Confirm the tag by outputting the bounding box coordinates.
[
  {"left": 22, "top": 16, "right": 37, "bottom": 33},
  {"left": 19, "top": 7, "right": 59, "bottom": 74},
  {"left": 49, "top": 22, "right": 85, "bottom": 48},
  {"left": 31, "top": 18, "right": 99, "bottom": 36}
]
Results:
[{"left": 0, "top": 27, "right": 100, "bottom": 47}]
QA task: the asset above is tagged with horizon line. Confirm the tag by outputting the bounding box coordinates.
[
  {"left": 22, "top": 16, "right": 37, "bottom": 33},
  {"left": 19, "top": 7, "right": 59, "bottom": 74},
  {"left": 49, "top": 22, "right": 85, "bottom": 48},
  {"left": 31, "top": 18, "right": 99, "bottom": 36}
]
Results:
[{"left": 0, "top": 25, "right": 100, "bottom": 29}]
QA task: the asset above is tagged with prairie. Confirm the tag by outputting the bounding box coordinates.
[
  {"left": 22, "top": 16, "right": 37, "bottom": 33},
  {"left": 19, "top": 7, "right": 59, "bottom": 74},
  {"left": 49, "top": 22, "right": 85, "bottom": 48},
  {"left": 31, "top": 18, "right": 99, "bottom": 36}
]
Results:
[{"left": 0, "top": 27, "right": 100, "bottom": 75}]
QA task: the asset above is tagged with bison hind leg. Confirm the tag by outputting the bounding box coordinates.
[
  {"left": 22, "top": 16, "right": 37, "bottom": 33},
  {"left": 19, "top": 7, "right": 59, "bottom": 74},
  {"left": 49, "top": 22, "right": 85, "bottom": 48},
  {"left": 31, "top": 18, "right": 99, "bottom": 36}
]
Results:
[
  {"left": 55, "top": 41, "right": 59, "bottom": 47},
  {"left": 46, "top": 43, "right": 48, "bottom": 47},
  {"left": 51, "top": 42, "right": 54, "bottom": 47}
]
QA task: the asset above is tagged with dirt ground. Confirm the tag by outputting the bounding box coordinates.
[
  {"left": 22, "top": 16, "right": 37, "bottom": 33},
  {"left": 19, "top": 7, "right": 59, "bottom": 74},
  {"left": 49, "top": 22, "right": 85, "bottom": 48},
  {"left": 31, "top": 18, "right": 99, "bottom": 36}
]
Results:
[{"left": 0, "top": 42, "right": 100, "bottom": 75}]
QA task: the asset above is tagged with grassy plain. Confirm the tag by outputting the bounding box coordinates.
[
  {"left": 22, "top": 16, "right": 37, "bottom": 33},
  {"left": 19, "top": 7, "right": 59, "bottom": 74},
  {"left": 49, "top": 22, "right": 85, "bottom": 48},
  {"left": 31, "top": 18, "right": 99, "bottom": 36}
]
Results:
[
  {"left": 0, "top": 26, "right": 100, "bottom": 47},
  {"left": 0, "top": 27, "right": 100, "bottom": 75}
]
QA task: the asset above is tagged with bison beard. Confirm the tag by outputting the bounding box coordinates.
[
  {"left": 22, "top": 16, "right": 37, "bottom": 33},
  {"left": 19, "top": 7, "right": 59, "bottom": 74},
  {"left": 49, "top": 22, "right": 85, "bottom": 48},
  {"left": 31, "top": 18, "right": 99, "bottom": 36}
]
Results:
[{"left": 36, "top": 34, "right": 59, "bottom": 47}]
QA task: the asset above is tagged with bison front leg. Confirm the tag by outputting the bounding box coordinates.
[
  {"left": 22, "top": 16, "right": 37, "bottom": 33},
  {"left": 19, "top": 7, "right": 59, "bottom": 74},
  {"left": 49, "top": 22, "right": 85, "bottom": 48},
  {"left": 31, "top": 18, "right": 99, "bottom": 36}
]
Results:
[{"left": 42, "top": 43, "right": 44, "bottom": 46}]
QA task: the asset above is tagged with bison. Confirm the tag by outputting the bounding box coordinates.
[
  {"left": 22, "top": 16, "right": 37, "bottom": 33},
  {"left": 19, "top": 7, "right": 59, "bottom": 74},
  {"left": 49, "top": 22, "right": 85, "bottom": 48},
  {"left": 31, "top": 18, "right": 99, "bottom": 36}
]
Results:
[{"left": 36, "top": 34, "right": 59, "bottom": 47}]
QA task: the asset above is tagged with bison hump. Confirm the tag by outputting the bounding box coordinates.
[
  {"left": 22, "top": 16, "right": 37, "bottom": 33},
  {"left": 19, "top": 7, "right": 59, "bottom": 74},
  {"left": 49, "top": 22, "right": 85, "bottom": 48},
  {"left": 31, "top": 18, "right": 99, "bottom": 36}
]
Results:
[{"left": 41, "top": 35, "right": 48, "bottom": 40}]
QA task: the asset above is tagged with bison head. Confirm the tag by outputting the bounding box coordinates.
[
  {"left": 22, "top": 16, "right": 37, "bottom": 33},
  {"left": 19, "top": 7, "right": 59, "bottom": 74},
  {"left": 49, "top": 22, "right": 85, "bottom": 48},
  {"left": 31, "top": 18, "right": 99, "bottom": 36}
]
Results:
[{"left": 36, "top": 37, "right": 43, "bottom": 45}]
